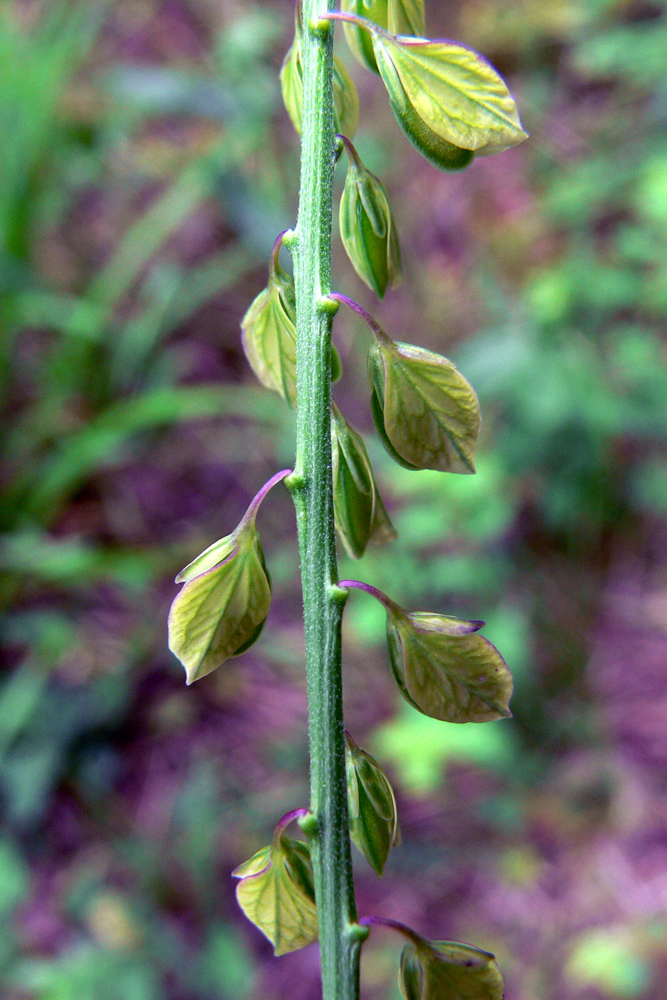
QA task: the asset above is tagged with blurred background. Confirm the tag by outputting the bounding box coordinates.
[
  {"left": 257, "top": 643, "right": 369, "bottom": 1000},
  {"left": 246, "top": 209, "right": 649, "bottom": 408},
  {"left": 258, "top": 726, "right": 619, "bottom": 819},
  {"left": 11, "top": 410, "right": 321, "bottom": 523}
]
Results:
[{"left": 2, "top": 0, "right": 667, "bottom": 997}]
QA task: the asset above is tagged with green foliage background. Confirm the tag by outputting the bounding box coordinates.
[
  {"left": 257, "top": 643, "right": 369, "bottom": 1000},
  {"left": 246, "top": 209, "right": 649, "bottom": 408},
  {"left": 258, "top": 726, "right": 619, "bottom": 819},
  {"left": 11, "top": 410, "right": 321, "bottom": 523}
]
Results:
[{"left": 2, "top": 1, "right": 667, "bottom": 998}]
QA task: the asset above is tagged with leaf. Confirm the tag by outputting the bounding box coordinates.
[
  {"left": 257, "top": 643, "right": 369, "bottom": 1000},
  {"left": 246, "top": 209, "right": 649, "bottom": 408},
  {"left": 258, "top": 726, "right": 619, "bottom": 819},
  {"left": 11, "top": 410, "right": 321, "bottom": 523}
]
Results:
[
  {"left": 342, "top": 0, "right": 424, "bottom": 73},
  {"left": 368, "top": 338, "right": 481, "bottom": 473},
  {"left": 233, "top": 831, "right": 318, "bottom": 956},
  {"left": 339, "top": 142, "right": 402, "bottom": 298},
  {"left": 399, "top": 938, "right": 504, "bottom": 1000},
  {"left": 168, "top": 511, "right": 271, "bottom": 684},
  {"left": 372, "top": 32, "right": 528, "bottom": 158},
  {"left": 385, "top": 607, "right": 513, "bottom": 723},
  {"left": 280, "top": 33, "right": 359, "bottom": 137},
  {"left": 332, "top": 404, "right": 397, "bottom": 559},
  {"left": 345, "top": 732, "right": 399, "bottom": 875}
]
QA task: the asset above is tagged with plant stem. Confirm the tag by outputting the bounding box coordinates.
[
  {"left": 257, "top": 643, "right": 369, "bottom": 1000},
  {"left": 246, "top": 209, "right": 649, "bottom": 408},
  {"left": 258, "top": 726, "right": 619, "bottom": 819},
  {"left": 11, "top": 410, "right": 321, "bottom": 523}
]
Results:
[{"left": 286, "top": 3, "right": 366, "bottom": 999}]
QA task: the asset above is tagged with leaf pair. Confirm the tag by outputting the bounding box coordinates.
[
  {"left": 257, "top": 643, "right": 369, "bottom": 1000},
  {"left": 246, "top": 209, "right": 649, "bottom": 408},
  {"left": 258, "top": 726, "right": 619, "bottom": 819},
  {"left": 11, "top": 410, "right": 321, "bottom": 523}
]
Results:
[
  {"left": 368, "top": 334, "right": 481, "bottom": 474},
  {"left": 332, "top": 403, "right": 396, "bottom": 559},
  {"left": 280, "top": 22, "right": 359, "bottom": 138},
  {"left": 384, "top": 604, "right": 513, "bottom": 724},
  {"left": 398, "top": 931, "right": 504, "bottom": 1000},
  {"left": 242, "top": 237, "right": 342, "bottom": 405},
  {"left": 339, "top": 139, "right": 402, "bottom": 299},
  {"left": 233, "top": 817, "right": 318, "bottom": 956},
  {"left": 345, "top": 732, "right": 399, "bottom": 875}
]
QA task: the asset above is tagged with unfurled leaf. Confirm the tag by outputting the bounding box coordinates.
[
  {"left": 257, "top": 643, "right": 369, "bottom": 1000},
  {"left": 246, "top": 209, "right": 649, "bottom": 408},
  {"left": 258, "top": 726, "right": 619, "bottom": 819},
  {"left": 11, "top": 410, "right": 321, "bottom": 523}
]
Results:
[
  {"left": 345, "top": 732, "right": 399, "bottom": 875},
  {"left": 242, "top": 239, "right": 342, "bottom": 405},
  {"left": 233, "top": 822, "right": 318, "bottom": 956},
  {"left": 385, "top": 606, "right": 513, "bottom": 723},
  {"left": 368, "top": 26, "right": 527, "bottom": 168},
  {"left": 368, "top": 337, "right": 481, "bottom": 473},
  {"left": 168, "top": 505, "right": 271, "bottom": 684},
  {"left": 332, "top": 403, "right": 396, "bottom": 559},
  {"left": 399, "top": 937, "right": 504, "bottom": 1000},
  {"left": 339, "top": 140, "right": 402, "bottom": 298},
  {"left": 280, "top": 32, "right": 359, "bottom": 138},
  {"left": 342, "top": 0, "right": 424, "bottom": 73}
]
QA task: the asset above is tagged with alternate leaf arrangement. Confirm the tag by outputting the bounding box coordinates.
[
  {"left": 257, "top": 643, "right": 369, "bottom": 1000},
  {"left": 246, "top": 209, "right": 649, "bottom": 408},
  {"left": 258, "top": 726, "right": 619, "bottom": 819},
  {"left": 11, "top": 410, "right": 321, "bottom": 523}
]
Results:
[{"left": 168, "top": 2, "right": 526, "bottom": 998}]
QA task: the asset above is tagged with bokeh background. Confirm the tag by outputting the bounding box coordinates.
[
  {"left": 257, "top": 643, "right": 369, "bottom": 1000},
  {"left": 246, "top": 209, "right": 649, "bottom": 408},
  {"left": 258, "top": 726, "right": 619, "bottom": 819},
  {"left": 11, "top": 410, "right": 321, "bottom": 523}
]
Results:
[{"left": 2, "top": 0, "right": 667, "bottom": 997}]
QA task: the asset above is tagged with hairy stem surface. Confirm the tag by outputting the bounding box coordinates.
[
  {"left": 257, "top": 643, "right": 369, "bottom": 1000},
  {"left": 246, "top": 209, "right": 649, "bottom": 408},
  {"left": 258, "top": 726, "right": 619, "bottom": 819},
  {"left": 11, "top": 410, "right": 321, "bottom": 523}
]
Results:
[{"left": 286, "top": 3, "right": 365, "bottom": 999}]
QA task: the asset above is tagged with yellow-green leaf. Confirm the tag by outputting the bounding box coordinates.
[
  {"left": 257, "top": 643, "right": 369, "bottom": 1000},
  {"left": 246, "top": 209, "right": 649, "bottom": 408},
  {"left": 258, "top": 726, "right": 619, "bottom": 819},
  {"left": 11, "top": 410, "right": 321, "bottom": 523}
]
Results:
[
  {"left": 368, "top": 338, "right": 481, "bottom": 474},
  {"left": 342, "top": 0, "right": 424, "bottom": 73},
  {"left": 280, "top": 33, "right": 359, "bottom": 138},
  {"left": 233, "top": 831, "right": 318, "bottom": 956},
  {"left": 332, "top": 403, "right": 397, "bottom": 559},
  {"left": 339, "top": 140, "right": 402, "bottom": 299},
  {"left": 385, "top": 608, "right": 513, "bottom": 723},
  {"left": 373, "top": 32, "right": 527, "bottom": 157},
  {"left": 399, "top": 939, "right": 504, "bottom": 1000},
  {"left": 345, "top": 732, "right": 399, "bottom": 875},
  {"left": 168, "top": 514, "right": 271, "bottom": 685}
]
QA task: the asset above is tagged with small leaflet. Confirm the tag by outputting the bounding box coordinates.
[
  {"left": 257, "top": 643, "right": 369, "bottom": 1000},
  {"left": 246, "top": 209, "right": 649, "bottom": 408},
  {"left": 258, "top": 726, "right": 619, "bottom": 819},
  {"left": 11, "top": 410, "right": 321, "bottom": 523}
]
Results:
[
  {"left": 385, "top": 607, "right": 513, "bottom": 723},
  {"left": 339, "top": 141, "right": 402, "bottom": 299},
  {"left": 168, "top": 505, "right": 271, "bottom": 684},
  {"left": 233, "top": 822, "right": 318, "bottom": 956},
  {"left": 399, "top": 937, "right": 504, "bottom": 1000},
  {"left": 331, "top": 403, "right": 397, "bottom": 559},
  {"left": 342, "top": 0, "right": 425, "bottom": 74},
  {"left": 368, "top": 337, "right": 481, "bottom": 474},
  {"left": 372, "top": 31, "right": 527, "bottom": 167},
  {"left": 345, "top": 732, "right": 399, "bottom": 875},
  {"left": 280, "top": 31, "right": 359, "bottom": 138}
]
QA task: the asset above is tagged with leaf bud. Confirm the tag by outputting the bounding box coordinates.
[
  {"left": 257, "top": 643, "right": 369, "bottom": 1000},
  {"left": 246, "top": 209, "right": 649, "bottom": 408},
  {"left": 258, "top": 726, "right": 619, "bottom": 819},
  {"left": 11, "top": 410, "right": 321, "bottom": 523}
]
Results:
[
  {"left": 367, "top": 335, "right": 480, "bottom": 474},
  {"left": 398, "top": 935, "right": 504, "bottom": 1000},
  {"left": 345, "top": 732, "right": 399, "bottom": 875},
  {"left": 339, "top": 138, "right": 402, "bottom": 299},
  {"left": 384, "top": 605, "right": 513, "bottom": 723},
  {"left": 233, "top": 815, "right": 318, "bottom": 956},
  {"left": 332, "top": 403, "right": 397, "bottom": 559}
]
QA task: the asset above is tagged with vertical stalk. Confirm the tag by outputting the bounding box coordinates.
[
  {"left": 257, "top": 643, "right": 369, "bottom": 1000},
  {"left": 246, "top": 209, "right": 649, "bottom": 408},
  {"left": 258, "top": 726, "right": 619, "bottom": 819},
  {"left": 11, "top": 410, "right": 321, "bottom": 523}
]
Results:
[{"left": 286, "top": 2, "right": 366, "bottom": 999}]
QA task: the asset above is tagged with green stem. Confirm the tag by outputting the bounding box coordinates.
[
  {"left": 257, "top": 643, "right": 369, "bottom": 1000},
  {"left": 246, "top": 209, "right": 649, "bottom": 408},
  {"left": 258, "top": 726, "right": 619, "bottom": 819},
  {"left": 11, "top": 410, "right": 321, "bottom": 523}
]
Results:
[{"left": 285, "top": 3, "right": 367, "bottom": 999}]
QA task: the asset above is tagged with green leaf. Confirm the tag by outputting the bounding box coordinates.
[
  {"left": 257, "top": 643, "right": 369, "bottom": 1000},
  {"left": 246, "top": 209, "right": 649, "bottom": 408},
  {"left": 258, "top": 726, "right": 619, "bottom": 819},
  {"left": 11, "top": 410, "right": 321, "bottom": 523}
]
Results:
[
  {"left": 342, "top": 0, "right": 424, "bottom": 73},
  {"left": 372, "top": 32, "right": 527, "bottom": 160},
  {"left": 168, "top": 510, "right": 271, "bottom": 684},
  {"left": 332, "top": 403, "right": 397, "bottom": 559},
  {"left": 345, "top": 732, "right": 399, "bottom": 875},
  {"left": 233, "top": 830, "right": 318, "bottom": 956},
  {"left": 280, "top": 32, "right": 359, "bottom": 138},
  {"left": 399, "top": 938, "right": 504, "bottom": 1000},
  {"left": 385, "top": 607, "right": 513, "bottom": 723},
  {"left": 340, "top": 143, "right": 402, "bottom": 299},
  {"left": 368, "top": 338, "right": 481, "bottom": 473}
]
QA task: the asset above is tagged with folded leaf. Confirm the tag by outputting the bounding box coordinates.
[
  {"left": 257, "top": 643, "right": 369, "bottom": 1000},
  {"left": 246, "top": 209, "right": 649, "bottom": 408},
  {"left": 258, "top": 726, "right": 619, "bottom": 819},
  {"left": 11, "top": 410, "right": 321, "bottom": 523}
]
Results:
[
  {"left": 399, "top": 937, "right": 504, "bottom": 1000},
  {"left": 280, "top": 32, "right": 359, "bottom": 138},
  {"left": 345, "top": 732, "right": 399, "bottom": 875},
  {"left": 168, "top": 506, "right": 271, "bottom": 684},
  {"left": 372, "top": 32, "right": 528, "bottom": 159},
  {"left": 332, "top": 403, "right": 397, "bottom": 559},
  {"left": 233, "top": 826, "right": 318, "bottom": 956},
  {"left": 340, "top": 141, "right": 402, "bottom": 298},
  {"left": 385, "top": 608, "right": 513, "bottom": 723},
  {"left": 368, "top": 338, "right": 480, "bottom": 473}
]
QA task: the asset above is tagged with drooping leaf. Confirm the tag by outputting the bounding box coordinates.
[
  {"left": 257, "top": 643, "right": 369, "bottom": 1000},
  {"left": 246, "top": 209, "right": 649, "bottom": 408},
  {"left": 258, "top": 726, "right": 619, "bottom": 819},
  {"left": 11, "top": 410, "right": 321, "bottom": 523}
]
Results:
[
  {"left": 332, "top": 403, "right": 397, "bottom": 559},
  {"left": 342, "top": 0, "right": 424, "bottom": 73},
  {"left": 385, "top": 607, "right": 513, "bottom": 723},
  {"left": 345, "top": 732, "right": 399, "bottom": 875},
  {"left": 368, "top": 337, "right": 481, "bottom": 473},
  {"left": 339, "top": 141, "right": 402, "bottom": 298},
  {"left": 280, "top": 32, "right": 359, "bottom": 137},
  {"left": 168, "top": 506, "right": 271, "bottom": 684},
  {"left": 233, "top": 826, "right": 318, "bottom": 956},
  {"left": 372, "top": 32, "right": 527, "bottom": 161},
  {"left": 399, "top": 937, "right": 504, "bottom": 1000},
  {"left": 242, "top": 242, "right": 342, "bottom": 405}
]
